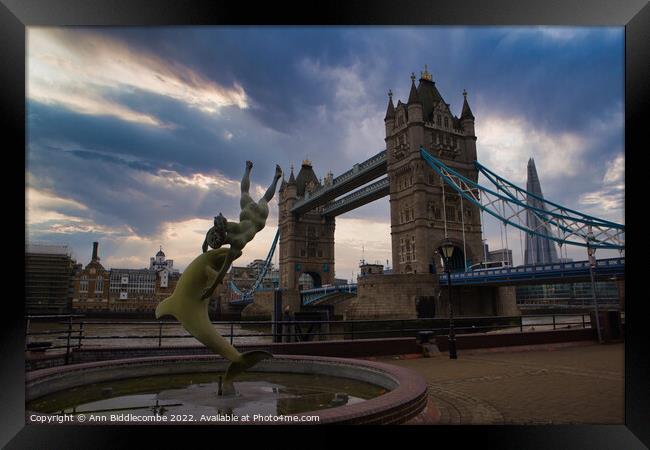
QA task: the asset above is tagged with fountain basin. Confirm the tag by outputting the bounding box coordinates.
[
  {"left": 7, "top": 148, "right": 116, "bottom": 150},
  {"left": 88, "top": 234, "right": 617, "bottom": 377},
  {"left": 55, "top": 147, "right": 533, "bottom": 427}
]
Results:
[{"left": 26, "top": 354, "right": 428, "bottom": 424}]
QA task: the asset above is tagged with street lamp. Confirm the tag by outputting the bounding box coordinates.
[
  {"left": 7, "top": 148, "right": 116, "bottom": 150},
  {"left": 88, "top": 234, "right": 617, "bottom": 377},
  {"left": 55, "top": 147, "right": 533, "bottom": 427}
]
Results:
[
  {"left": 440, "top": 238, "right": 458, "bottom": 359},
  {"left": 587, "top": 227, "right": 603, "bottom": 344}
]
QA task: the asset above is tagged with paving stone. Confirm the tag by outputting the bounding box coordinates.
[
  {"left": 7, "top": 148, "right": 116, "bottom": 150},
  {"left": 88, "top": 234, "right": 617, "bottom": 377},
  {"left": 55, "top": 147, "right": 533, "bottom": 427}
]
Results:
[{"left": 385, "top": 342, "right": 624, "bottom": 425}]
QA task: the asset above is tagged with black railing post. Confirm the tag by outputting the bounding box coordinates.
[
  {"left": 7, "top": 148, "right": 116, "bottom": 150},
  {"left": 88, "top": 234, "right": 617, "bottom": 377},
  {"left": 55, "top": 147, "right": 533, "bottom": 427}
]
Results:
[
  {"left": 158, "top": 321, "right": 163, "bottom": 347},
  {"left": 520, "top": 316, "right": 524, "bottom": 333},
  {"left": 77, "top": 321, "right": 84, "bottom": 349},
  {"left": 553, "top": 315, "right": 556, "bottom": 330},
  {"left": 582, "top": 314, "right": 586, "bottom": 329},
  {"left": 65, "top": 315, "right": 72, "bottom": 365},
  {"left": 25, "top": 317, "right": 31, "bottom": 351},
  {"left": 351, "top": 321, "right": 355, "bottom": 341},
  {"left": 230, "top": 323, "right": 234, "bottom": 345}
]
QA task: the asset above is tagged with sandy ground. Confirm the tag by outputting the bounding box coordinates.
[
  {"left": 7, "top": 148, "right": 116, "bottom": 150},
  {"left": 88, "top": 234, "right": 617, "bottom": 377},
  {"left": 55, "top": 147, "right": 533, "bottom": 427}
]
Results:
[{"left": 375, "top": 341, "right": 624, "bottom": 425}]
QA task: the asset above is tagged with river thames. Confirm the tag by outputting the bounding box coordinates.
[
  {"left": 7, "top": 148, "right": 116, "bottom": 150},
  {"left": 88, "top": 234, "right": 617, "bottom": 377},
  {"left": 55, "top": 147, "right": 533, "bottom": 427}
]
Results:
[{"left": 25, "top": 314, "right": 604, "bottom": 349}]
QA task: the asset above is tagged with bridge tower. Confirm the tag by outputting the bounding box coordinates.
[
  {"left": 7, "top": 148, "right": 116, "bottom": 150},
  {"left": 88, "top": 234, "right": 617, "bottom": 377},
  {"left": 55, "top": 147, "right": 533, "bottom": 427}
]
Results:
[
  {"left": 278, "top": 160, "right": 336, "bottom": 298},
  {"left": 385, "top": 68, "right": 484, "bottom": 275}
]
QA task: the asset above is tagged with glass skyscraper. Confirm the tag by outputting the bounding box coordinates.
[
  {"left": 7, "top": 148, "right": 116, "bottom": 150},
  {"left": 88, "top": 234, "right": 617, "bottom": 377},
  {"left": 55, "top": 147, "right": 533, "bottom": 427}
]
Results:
[{"left": 524, "top": 158, "right": 560, "bottom": 265}]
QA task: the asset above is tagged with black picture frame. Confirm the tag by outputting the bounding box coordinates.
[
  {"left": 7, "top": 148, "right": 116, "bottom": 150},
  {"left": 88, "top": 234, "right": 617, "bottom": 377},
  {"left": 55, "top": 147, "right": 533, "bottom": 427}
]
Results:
[{"left": 2, "top": 0, "right": 647, "bottom": 447}]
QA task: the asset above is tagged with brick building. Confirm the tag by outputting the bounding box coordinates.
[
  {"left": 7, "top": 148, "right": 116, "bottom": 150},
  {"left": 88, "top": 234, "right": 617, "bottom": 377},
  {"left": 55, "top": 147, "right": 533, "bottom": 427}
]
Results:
[
  {"left": 72, "top": 243, "right": 180, "bottom": 314},
  {"left": 71, "top": 242, "right": 110, "bottom": 312}
]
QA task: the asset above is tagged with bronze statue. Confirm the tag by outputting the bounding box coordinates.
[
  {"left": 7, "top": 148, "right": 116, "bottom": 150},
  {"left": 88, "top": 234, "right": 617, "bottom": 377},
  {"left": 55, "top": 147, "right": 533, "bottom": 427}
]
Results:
[
  {"left": 200, "top": 160, "right": 282, "bottom": 299},
  {"left": 155, "top": 160, "right": 282, "bottom": 394}
]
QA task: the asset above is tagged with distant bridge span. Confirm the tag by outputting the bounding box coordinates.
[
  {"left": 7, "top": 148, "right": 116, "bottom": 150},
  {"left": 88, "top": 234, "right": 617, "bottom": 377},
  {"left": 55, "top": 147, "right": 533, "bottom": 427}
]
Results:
[{"left": 298, "top": 257, "right": 624, "bottom": 306}]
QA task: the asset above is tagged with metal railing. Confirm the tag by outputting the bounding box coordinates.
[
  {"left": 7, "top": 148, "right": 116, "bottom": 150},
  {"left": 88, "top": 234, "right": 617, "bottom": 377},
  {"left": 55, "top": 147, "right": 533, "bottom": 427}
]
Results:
[
  {"left": 25, "top": 314, "right": 85, "bottom": 364},
  {"left": 25, "top": 313, "right": 607, "bottom": 364}
]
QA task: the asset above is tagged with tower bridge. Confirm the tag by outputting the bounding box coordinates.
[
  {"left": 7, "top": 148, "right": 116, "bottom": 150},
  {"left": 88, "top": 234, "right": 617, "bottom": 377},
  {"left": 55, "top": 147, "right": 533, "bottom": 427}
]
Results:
[{"left": 232, "top": 67, "right": 625, "bottom": 321}]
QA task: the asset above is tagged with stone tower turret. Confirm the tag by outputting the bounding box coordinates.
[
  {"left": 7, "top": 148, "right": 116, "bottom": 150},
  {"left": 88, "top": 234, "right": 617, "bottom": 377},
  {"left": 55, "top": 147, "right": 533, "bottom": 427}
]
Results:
[
  {"left": 386, "top": 67, "right": 483, "bottom": 275},
  {"left": 460, "top": 89, "right": 477, "bottom": 161},
  {"left": 278, "top": 160, "right": 335, "bottom": 293}
]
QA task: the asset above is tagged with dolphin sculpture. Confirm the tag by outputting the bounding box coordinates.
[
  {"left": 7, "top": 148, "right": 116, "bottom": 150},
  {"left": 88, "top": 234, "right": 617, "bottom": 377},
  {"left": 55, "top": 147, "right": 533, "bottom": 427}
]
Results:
[
  {"left": 155, "top": 160, "right": 282, "bottom": 395},
  {"left": 155, "top": 247, "right": 272, "bottom": 394}
]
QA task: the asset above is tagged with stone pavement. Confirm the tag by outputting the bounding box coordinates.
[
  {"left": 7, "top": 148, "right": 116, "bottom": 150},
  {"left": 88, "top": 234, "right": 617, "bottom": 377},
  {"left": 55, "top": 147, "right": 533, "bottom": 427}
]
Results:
[{"left": 373, "top": 341, "right": 624, "bottom": 425}]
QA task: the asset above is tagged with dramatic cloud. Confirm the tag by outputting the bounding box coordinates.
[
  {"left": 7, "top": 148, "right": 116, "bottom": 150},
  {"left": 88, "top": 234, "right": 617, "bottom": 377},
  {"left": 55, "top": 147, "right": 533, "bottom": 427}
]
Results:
[
  {"left": 26, "top": 26, "right": 624, "bottom": 273},
  {"left": 579, "top": 154, "right": 625, "bottom": 221},
  {"left": 28, "top": 29, "right": 248, "bottom": 127}
]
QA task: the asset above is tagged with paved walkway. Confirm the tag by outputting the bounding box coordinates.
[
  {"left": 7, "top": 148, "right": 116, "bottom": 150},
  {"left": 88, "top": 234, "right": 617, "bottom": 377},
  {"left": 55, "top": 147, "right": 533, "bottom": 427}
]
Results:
[{"left": 374, "top": 341, "right": 624, "bottom": 425}]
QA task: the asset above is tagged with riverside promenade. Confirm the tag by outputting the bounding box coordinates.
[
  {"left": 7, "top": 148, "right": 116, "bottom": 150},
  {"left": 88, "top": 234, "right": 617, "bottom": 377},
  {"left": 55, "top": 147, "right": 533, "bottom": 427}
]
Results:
[{"left": 376, "top": 341, "right": 624, "bottom": 425}]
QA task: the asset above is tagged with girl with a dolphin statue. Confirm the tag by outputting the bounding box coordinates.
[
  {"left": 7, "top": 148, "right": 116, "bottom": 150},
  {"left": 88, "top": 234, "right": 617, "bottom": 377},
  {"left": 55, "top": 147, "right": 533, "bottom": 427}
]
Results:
[{"left": 155, "top": 160, "right": 283, "bottom": 395}]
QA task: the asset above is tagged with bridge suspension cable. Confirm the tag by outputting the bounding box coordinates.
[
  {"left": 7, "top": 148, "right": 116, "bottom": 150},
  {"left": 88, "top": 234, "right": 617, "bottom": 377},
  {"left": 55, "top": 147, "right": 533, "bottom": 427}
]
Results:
[
  {"left": 229, "top": 228, "right": 280, "bottom": 302},
  {"left": 420, "top": 147, "right": 624, "bottom": 250}
]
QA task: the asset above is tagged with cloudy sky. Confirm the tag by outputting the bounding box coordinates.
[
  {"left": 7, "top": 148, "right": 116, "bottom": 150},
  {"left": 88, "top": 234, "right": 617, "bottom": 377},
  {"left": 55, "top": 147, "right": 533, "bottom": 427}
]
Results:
[{"left": 26, "top": 26, "right": 624, "bottom": 279}]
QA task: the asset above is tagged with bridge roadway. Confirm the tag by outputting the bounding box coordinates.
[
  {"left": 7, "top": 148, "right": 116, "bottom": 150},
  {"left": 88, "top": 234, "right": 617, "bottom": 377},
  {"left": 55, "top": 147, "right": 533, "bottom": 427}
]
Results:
[
  {"left": 444, "top": 257, "right": 624, "bottom": 286},
  {"left": 296, "top": 257, "right": 624, "bottom": 306},
  {"left": 301, "top": 284, "right": 358, "bottom": 306},
  {"left": 290, "top": 149, "right": 387, "bottom": 215},
  {"left": 231, "top": 258, "right": 624, "bottom": 305}
]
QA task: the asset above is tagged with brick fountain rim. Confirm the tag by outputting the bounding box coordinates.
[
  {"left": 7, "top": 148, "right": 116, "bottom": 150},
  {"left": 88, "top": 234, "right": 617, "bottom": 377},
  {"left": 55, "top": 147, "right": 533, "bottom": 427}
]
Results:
[{"left": 26, "top": 354, "right": 429, "bottom": 425}]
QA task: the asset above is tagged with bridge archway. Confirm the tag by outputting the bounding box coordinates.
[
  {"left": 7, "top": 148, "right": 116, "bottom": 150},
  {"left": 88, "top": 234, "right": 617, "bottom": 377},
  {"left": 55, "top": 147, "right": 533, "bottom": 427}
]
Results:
[
  {"left": 299, "top": 271, "right": 322, "bottom": 290},
  {"left": 435, "top": 241, "right": 467, "bottom": 273}
]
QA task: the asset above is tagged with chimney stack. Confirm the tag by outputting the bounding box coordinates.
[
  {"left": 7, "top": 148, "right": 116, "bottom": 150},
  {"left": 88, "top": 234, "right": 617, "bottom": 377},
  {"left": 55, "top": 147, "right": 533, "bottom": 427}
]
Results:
[{"left": 92, "top": 242, "right": 99, "bottom": 261}]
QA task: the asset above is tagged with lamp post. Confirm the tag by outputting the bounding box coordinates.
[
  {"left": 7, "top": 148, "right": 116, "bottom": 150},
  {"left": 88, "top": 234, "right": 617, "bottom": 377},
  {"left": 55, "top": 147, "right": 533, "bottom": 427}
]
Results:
[
  {"left": 587, "top": 227, "right": 603, "bottom": 344},
  {"left": 440, "top": 238, "right": 457, "bottom": 359}
]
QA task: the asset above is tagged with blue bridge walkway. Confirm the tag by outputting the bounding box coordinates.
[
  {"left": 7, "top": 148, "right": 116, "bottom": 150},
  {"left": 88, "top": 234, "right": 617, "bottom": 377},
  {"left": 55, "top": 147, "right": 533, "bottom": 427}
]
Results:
[
  {"left": 442, "top": 257, "right": 624, "bottom": 286},
  {"left": 297, "top": 257, "right": 624, "bottom": 304}
]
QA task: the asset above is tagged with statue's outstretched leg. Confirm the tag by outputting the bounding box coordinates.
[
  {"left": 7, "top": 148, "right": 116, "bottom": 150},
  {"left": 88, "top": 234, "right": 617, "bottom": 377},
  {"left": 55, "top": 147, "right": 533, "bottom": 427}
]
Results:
[
  {"left": 263, "top": 165, "right": 283, "bottom": 202},
  {"left": 241, "top": 160, "right": 253, "bottom": 193},
  {"left": 240, "top": 161, "right": 254, "bottom": 210}
]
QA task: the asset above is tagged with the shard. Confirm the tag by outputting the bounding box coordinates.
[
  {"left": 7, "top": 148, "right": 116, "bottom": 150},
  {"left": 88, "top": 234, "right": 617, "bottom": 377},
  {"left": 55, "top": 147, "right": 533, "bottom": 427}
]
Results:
[{"left": 524, "top": 158, "right": 559, "bottom": 265}]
